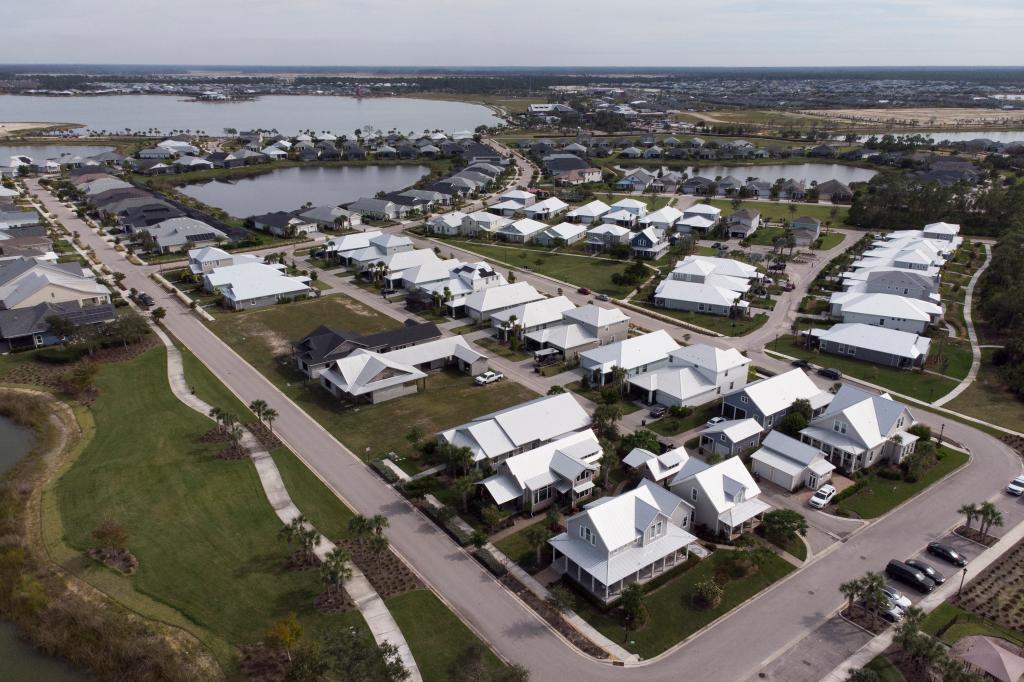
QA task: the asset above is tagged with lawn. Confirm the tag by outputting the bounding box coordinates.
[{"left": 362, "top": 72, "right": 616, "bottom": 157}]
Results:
[
  {"left": 816, "top": 231, "right": 847, "bottom": 250},
  {"left": 386, "top": 590, "right": 507, "bottom": 682},
  {"left": 474, "top": 335, "right": 532, "bottom": 361},
  {"left": 770, "top": 336, "right": 959, "bottom": 403},
  {"left": 864, "top": 655, "right": 906, "bottom": 682},
  {"left": 648, "top": 401, "right": 722, "bottom": 437},
  {"left": 836, "top": 446, "right": 969, "bottom": 519},
  {"left": 744, "top": 226, "right": 787, "bottom": 246},
  {"left": 178, "top": 344, "right": 256, "bottom": 423},
  {"left": 566, "top": 380, "right": 642, "bottom": 415},
  {"left": 922, "top": 601, "right": 1024, "bottom": 647},
  {"left": 569, "top": 549, "right": 794, "bottom": 659},
  {"left": 445, "top": 240, "right": 641, "bottom": 298},
  {"left": 946, "top": 349, "right": 1024, "bottom": 432},
  {"left": 637, "top": 303, "right": 770, "bottom": 337},
  {"left": 707, "top": 199, "right": 851, "bottom": 226},
  {"left": 927, "top": 338, "right": 973, "bottom": 380},
  {"left": 604, "top": 193, "right": 672, "bottom": 211},
  {"left": 54, "top": 348, "right": 367, "bottom": 669}
]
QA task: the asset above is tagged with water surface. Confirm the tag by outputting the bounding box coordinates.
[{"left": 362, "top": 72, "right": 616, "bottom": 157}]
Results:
[
  {"left": 178, "top": 164, "right": 430, "bottom": 217},
  {"left": 0, "top": 622, "right": 89, "bottom": 681},
  {"left": 0, "top": 144, "right": 113, "bottom": 160},
  {"left": 0, "top": 414, "right": 33, "bottom": 474}
]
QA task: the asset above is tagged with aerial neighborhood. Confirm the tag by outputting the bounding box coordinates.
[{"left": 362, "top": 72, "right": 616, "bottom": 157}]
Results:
[{"left": 2, "top": 53, "right": 1024, "bottom": 682}]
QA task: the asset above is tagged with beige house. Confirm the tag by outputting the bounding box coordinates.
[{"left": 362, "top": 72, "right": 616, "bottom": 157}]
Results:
[{"left": 0, "top": 258, "right": 111, "bottom": 310}]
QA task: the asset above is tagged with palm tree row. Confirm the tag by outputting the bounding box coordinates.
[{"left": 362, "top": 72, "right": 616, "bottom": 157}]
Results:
[
  {"left": 838, "top": 571, "right": 889, "bottom": 631},
  {"left": 279, "top": 514, "right": 322, "bottom": 565},
  {"left": 958, "top": 501, "right": 1005, "bottom": 537},
  {"left": 208, "top": 406, "right": 244, "bottom": 449},
  {"left": 248, "top": 398, "right": 279, "bottom": 433}
]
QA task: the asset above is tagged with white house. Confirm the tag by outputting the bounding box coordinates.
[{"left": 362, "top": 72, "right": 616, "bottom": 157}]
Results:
[
  {"left": 524, "top": 304, "right": 631, "bottom": 359},
  {"left": 579, "top": 329, "right": 679, "bottom": 386},
  {"left": 669, "top": 255, "right": 759, "bottom": 294},
  {"left": 566, "top": 200, "right": 611, "bottom": 224},
  {"left": 639, "top": 206, "right": 683, "bottom": 231},
  {"left": 464, "top": 281, "right": 544, "bottom": 321},
  {"left": 497, "top": 218, "right": 549, "bottom": 243},
  {"left": 653, "top": 279, "right": 747, "bottom": 317},
  {"left": 727, "top": 209, "right": 760, "bottom": 239},
  {"left": 187, "top": 246, "right": 262, "bottom": 275},
  {"left": 669, "top": 456, "right": 770, "bottom": 539},
  {"left": 427, "top": 211, "right": 468, "bottom": 236},
  {"left": 549, "top": 479, "right": 697, "bottom": 603},
  {"left": 750, "top": 431, "right": 835, "bottom": 492},
  {"left": 610, "top": 198, "right": 648, "bottom": 218},
  {"left": 479, "top": 430, "right": 603, "bottom": 512},
  {"left": 439, "top": 393, "right": 592, "bottom": 464},
  {"left": 829, "top": 291, "right": 942, "bottom": 334},
  {"left": 522, "top": 197, "right": 569, "bottom": 221},
  {"left": 536, "top": 222, "right": 587, "bottom": 246},
  {"left": 622, "top": 446, "right": 699, "bottom": 486},
  {"left": 628, "top": 344, "right": 750, "bottom": 408},
  {"left": 800, "top": 385, "right": 918, "bottom": 474},
  {"left": 319, "top": 351, "right": 427, "bottom": 404},
  {"left": 325, "top": 230, "right": 384, "bottom": 262},
  {"left": 491, "top": 295, "right": 576, "bottom": 339},
  {"left": 203, "top": 262, "right": 311, "bottom": 310},
  {"left": 417, "top": 262, "right": 507, "bottom": 316},
  {"left": 462, "top": 211, "right": 512, "bottom": 237}
]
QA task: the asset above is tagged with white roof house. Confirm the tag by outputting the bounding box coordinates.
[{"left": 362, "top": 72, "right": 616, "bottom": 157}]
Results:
[
  {"left": 810, "top": 323, "right": 932, "bottom": 365},
  {"left": 579, "top": 329, "right": 680, "bottom": 381},
  {"left": 319, "top": 350, "right": 427, "bottom": 400},
  {"left": 566, "top": 200, "right": 611, "bottom": 222},
  {"left": 563, "top": 304, "right": 630, "bottom": 329},
  {"left": 490, "top": 295, "right": 576, "bottom": 332},
  {"left": 701, "top": 417, "right": 764, "bottom": 444},
  {"left": 538, "top": 222, "right": 587, "bottom": 245},
  {"left": 671, "top": 344, "right": 749, "bottom": 376},
  {"left": 419, "top": 262, "right": 507, "bottom": 306},
  {"left": 144, "top": 217, "right": 227, "bottom": 253},
  {"left": 383, "top": 335, "right": 487, "bottom": 371},
  {"left": 187, "top": 246, "right": 262, "bottom": 275},
  {"left": 440, "top": 393, "right": 592, "bottom": 463},
  {"left": 498, "top": 218, "right": 549, "bottom": 242},
  {"left": 676, "top": 215, "right": 717, "bottom": 233},
  {"left": 463, "top": 211, "right": 512, "bottom": 234},
  {"left": 0, "top": 258, "right": 110, "bottom": 310},
  {"left": 654, "top": 279, "right": 745, "bottom": 312},
  {"left": 829, "top": 291, "right": 942, "bottom": 333},
  {"left": 427, "top": 211, "right": 468, "bottom": 235},
  {"left": 464, "top": 282, "right": 544, "bottom": 321},
  {"left": 639, "top": 206, "right": 683, "bottom": 230},
  {"left": 682, "top": 204, "right": 722, "bottom": 220},
  {"left": 490, "top": 199, "right": 528, "bottom": 215},
  {"left": 671, "top": 255, "right": 758, "bottom": 282},
  {"left": 628, "top": 366, "right": 718, "bottom": 409},
  {"left": 610, "top": 198, "right": 648, "bottom": 217},
  {"left": 522, "top": 197, "right": 569, "bottom": 220},
  {"left": 750, "top": 431, "right": 835, "bottom": 492},
  {"left": 203, "top": 262, "right": 310, "bottom": 308},
  {"left": 586, "top": 224, "right": 631, "bottom": 242},
  {"left": 732, "top": 369, "right": 833, "bottom": 421},
  {"left": 670, "top": 456, "right": 770, "bottom": 537},
  {"left": 622, "top": 446, "right": 692, "bottom": 484},
  {"left": 499, "top": 189, "right": 537, "bottom": 205},
  {"left": 480, "top": 430, "right": 602, "bottom": 508},
  {"left": 549, "top": 479, "right": 696, "bottom": 601},
  {"left": 325, "top": 230, "right": 384, "bottom": 256}
]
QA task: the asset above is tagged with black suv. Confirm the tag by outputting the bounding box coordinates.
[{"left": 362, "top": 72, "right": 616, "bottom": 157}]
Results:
[
  {"left": 885, "top": 559, "right": 935, "bottom": 593},
  {"left": 817, "top": 367, "right": 842, "bottom": 380}
]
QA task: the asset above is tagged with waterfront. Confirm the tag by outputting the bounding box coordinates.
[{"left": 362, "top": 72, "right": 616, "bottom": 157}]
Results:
[
  {"left": 0, "top": 144, "right": 113, "bottom": 159},
  {"left": 0, "top": 414, "right": 32, "bottom": 474},
  {"left": 686, "top": 163, "right": 877, "bottom": 184}
]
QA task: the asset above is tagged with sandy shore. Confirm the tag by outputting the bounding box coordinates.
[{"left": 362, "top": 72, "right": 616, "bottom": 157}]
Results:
[
  {"left": 0, "top": 121, "right": 76, "bottom": 137},
  {"left": 801, "top": 108, "right": 1024, "bottom": 126}
]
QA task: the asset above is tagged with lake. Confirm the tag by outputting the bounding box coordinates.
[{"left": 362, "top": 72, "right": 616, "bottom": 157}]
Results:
[
  {"left": 0, "top": 622, "right": 89, "bottom": 682},
  {"left": 0, "top": 94, "right": 504, "bottom": 136},
  {"left": 178, "top": 164, "right": 430, "bottom": 218},
  {"left": 0, "top": 414, "right": 33, "bottom": 474},
  {"left": 0, "top": 144, "right": 113, "bottom": 160},
  {"left": 686, "top": 163, "right": 877, "bottom": 184}
]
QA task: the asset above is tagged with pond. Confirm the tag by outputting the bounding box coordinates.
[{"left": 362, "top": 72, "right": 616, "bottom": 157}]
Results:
[
  {"left": 686, "top": 163, "right": 877, "bottom": 185},
  {"left": 177, "top": 164, "right": 431, "bottom": 218},
  {"left": 0, "top": 144, "right": 114, "bottom": 160},
  {"left": 0, "top": 622, "right": 89, "bottom": 681},
  {"left": 0, "top": 413, "right": 33, "bottom": 474},
  {"left": 0, "top": 94, "right": 504, "bottom": 137}
]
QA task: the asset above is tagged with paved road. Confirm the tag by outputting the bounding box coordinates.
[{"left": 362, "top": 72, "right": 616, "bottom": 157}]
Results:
[{"left": 29, "top": 180, "right": 1024, "bottom": 682}]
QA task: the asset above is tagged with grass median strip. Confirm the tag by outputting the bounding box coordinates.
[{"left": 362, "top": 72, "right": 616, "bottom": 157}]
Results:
[{"left": 836, "top": 446, "right": 968, "bottom": 519}]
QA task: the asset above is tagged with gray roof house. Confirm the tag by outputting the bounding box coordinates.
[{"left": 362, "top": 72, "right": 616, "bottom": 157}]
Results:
[
  {"left": 750, "top": 431, "right": 835, "bottom": 492},
  {"left": 721, "top": 369, "right": 832, "bottom": 429}
]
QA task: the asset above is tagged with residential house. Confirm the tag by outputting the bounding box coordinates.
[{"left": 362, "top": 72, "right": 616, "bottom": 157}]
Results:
[
  {"left": 416, "top": 262, "right": 507, "bottom": 317},
  {"left": 653, "top": 279, "right": 746, "bottom": 317},
  {"left": 721, "top": 369, "right": 832, "bottom": 428},
  {"left": 677, "top": 203, "right": 722, "bottom": 233},
  {"left": 319, "top": 351, "right": 426, "bottom": 404},
  {"left": 426, "top": 211, "right": 468, "bottom": 236},
  {"left": 745, "top": 180, "right": 772, "bottom": 198},
  {"left": 808, "top": 323, "right": 931, "bottom": 369},
  {"left": 639, "top": 206, "right": 683, "bottom": 231},
  {"left": 682, "top": 176, "right": 716, "bottom": 195},
  {"left": 347, "top": 198, "right": 407, "bottom": 221},
  {"left": 491, "top": 295, "right": 576, "bottom": 340},
  {"left": 251, "top": 211, "right": 316, "bottom": 238},
  {"left": 777, "top": 179, "right": 806, "bottom": 200},
  {"left": 298, "top": 205, "right": 363, "bottom": 230},
  {"left": 697, "top": 419, "right": 764, "bottom": 459},
  {"left": 800, "top": 385, "right": 918, "bottom": 474},
  {"left": 141, "top": 217, "right": 227, "bottom": 253},
  {"left": 187, "top": 246, "right": 262, "bottom": 275},
  {"left": 669, "top": 456, "right": 769, "bottom": 539},
  {"left": 480, "top": 430, "right": 603, "bottom": 513},
  {"left": 790, "top": 216, "right": 821, "bottom": 246},
  {"left": 203, "top": 262, "right": 310, "bottom": 310},
  {"left": 524, "top": 304, "right": 631, "bottom": 359},
  {"left": 816, "top": 180, "right": 853, "bottom": 203},
  {"left": 439, "top": 392, "right": 592, "bottom": 464},
  {"left": 567, "top": 200, "right": 611, "bottom": 224},
  {"left": 499, "top": 189, "right": 537, "bottom": 207},
  {"left": 497, "top": 218, "right": 549, "bottom": 244},
  {"left": 292, "top": 321, "right": 442, "bottom": 378},
  {"left": 536, "top": 222, "right": 587, "bottom": 246},
  {"left": 842, "top": 268, "right": 940, "bottom": 304},
  {"left": 549, "top": 479, "right": 697, "bottom": 603},
  {"left": 622, "top": 446, "right": 694, "bottom": 486},
  {"left": 522, "top": 197, "right": 569, "bottom": 221},
  {"left": 610, "top": 198, "right": 648, "bottom": 218},
  {"left": 628, "top": 344, "right": 750, "bottom": 408},
  {"left": 0, "top": 300, "right": 116, "bottom": 352},
  {"left": 828, "top": 291, "right": 942, "bottom": 334},
  {"left": 585, "top": 224, "right": 631, "bottom": 252},
  {"left": 554, "top": 167, "right": 602, "bottom": 185},
  {"left": 464, "top": 281, "right": 544, "bottom": 322},
  {"left": 727, "top": 209, "right": 760, "bottom": 239},
  {"left": 630, "top": 227, "right": 669, "bottom": 260},
  {"left": 579, "top": 329, "right": 679, "bottom": 386},
  {"left": 669, "top": 255, "right": 758, "bottom": 293},
  {"left": 0, "top": 257, "right": 110, "bottom": 311},
  {"left": 462, "top": 211, "right": 512, "bottom": 238},
  {"left": 324, "top": 230, "right": 384, "bottom": 263},
  {"left": 616, "top": 168, "right": 657, "bottom": 191},
  {"left": 750, "top": 431, "right": 835, "bottom": 492}
]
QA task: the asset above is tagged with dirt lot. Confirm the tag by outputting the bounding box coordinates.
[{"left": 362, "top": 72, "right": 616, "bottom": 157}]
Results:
[{"left": 800, "top": 108, "right": 1024, "bottom": 127}]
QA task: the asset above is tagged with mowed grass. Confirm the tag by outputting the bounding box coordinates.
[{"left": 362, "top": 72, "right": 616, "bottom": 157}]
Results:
[
  {"left": 638, "top": 303, "right": 770, "bottom": 337},
  {"left": 946, "top": 349, "right": 1024, "bottom": 431},
  {"left": 448, "top": 240, "right": 640, "bottom": 297},
  {"left": 770, "top": 336, "right": 958, "bottom": 403},
  {"left": 707, "top": 199, "right": 851, "bottom": 226},
  {"left": 864, "top": 655, "right": 906, "bottom": 682},
  {"left": 836, "top": 447, "right": 968, "bottom": 519},
  {"left": 923, "top": 601, "right": 1024, "bottom": 647},
  {"left": 570, "top": 550, "right": 794, "bottom": 658},
  {"left": 55, "top": 348, "right": 366, "bottom": 665}
]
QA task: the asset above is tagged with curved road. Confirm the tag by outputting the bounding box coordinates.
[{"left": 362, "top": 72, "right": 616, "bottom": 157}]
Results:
[{"left": 29, "top": 180, "right": 1024, "bottom": 682}]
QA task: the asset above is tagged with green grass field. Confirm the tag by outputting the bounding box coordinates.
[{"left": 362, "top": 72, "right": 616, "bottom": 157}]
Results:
[
  {"left": 836, "top": 447, "right": 968, "bottom": 519},
  {"left": 570, "top": 550, "right": 794, "bottom": 658},
  {"left": 923, "top": 602, "right": 1024, "bottom": 648},
  {"left": 638, "top": 304, "right": 770, "bottom": 337},
  {"left": 864, "top": 655, "right": 906, "bottom": 682},
  {"left": 770, "top": 336, "right": 959, "bottom": 403},
  {"left": 648, "top": 402, "right": 722, "bottom": 437},
  {"left": 946, "top": 349, "right": 1024, "bottom": 431},
  {"left": 707, "top": 199, "right": 851, "bottom": 226},
  {"left": 55, "top": 348, "right": 367, "bottom": 668}
]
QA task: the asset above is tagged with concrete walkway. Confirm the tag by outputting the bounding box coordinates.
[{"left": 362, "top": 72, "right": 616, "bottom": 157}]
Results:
[
  {"left": 157, "top": 328, "right": 422, "bottom": 680},
  {"left": 822, "top": 515, "right": 1024, "bottom": 682},
  {"left": 932, "top": 243, "right": 992, "bottom": 408}
]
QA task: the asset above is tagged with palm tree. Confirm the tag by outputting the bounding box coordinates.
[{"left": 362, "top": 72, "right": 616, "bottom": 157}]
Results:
[
  {"left": 208, "top": 406, "right": 224, "bottom": 429},
  {"left": 979, "top": 501, "right": 1003, "bottom": 536},
  {"left": 320, "top": 547, "right": 353, "bottom": 598},
  {"left": 368, "top": 532, "right": 389, "bottom": 570},
  {"left": 610, "top": 365, "right": 628, "bottom": 398},
  {"left": 249, "top": 399, "right": 268, "bottom": 421},
  {"left": 263, "top": 408, "right": 278, "bottom": 433},
  {"left": 524, "top": 524, "right": 549, "bottom": 566},
  {"left": 958, "top": 503, "right": 979, "bottom": 532},
  {"left": 861, "top": 571, "right": 887, "bottom": 630}
]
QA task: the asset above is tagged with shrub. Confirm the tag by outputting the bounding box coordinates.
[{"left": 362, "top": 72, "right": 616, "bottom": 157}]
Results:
[
  {"left": 34, "top": 346, "right": 88, "bottom": 364},
  {"left": 691, "top": 577, "right": 723, "bottom": 609},
  {"left": 473, "top": 547, "right": 507, "bottom": 577}
]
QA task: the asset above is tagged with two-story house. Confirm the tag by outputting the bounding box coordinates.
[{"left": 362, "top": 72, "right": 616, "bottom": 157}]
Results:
[
  {"left": 579, "top": 329, "right": 679, "bottom": 386},
  {"left": 669, "top": 456, "right": 770, "bottom": 539},
  {"left": 628, "top": 344, "right": 750, "bottom": 408},
  {"left": 524, "top": 304, "right": 631, "bottom": 359},
  {"left": 721, "top": 369, "right": 832, "bottom": 428},
  {"left": 630, "top": 227, "right": 670, "bottom": 260}
]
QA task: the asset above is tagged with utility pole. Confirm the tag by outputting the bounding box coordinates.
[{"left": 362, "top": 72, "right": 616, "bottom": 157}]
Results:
[
  {"left": 958, "top": 567, "right": 968, "bottom": 599},
  {"left": 938, "top": 423, "right": 945, "bottom": 447}
]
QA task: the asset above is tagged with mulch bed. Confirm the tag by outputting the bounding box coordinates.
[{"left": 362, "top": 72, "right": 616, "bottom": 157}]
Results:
[
  {"left": 1, "top": 337, "right": 158, "bottom": 392},
  {"left": 217, "top": 443, "right": 250, "bottom": 461},
  {"left": 954, "top": 525, "right": 998, "bottom": 547},
  {"left": 87, "top": 547, "right": 139, "bottom": 575},
  {"left": 958, "top": 537, "right": 1024, "bottom": 633},
  {"left": 500, "top": 574, "right": 608, "bottom": 659},
  {"left": 1002, "top": 435, "right": 1024, "bottom": 460},
  {"left": 246, "top": 421, "right": 283, "bottom": 451},
  {"left": 285, "top": 550, "right": 321, "bottom": 572},
  {"left": 839, "top": 607, "right": 891, "bottom": 635},
  {"left": 237, "top": 644, "right": 289, "bottom": 682},
  {"left": 314, "top": 589, "right": 354, "bottom": 615},
  {"left": 198, "top": 427, "right": 229, "bottom": 443},
  {"left": 338, "top": 537, "right": 422, "bottom": 600}
]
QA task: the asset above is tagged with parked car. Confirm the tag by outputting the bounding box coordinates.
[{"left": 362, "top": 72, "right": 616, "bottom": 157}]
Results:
[
  {"left": 817, "top": 367, "right": 843, "bottom": 380},
  {"left": 474, "top": 371, "right": 504, "bottom": 386},
  {"left": 595, "top": 293, "right": 610, "bottom": 302},
  {"left": 577, "top": 287, "right": 591, "bottom": 295},
  {"left": 649, "top": 405, "right": 667, "bottom": 419},
  {"left": 885, "top": 559, "right": 936, "bottom": 593},
  {"left": 791, "top": 359, "right": 812, "bottom": 369},
  {"left": 768, "top": 262, "right": 786, "bottom": 271},
  {"left": 782, "top": 282, "right": 796, "bottom": 292},
  {"left": 808, "top": 484, "right": 837, "bottom": 509},
  {"left": 137, "top": 293, "right": 155, "bottom": 308},
  {"left": 1007, "top": 475, "right": 1024, "bottom": 496},
  {"left": 906, "top": 559, "right": 946, "bottom": 584},
  {"left": 882, "top": 585, "right": 912, "bottom": 611},
  {"left": 926, "top": 542, "right": 967, "bottom": 567},
  {"left": 862, "top": 598, "right": 905, "bottom": 623},
  {"left": 705, "top": 416, "right": 727, "bottom": 429}
]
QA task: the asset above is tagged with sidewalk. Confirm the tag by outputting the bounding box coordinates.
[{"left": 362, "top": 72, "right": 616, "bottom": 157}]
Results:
[{"left": 822, "top": 517, "right": 1024, "bottom": 682}]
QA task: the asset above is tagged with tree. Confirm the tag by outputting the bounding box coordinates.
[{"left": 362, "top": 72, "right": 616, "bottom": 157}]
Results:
[
  {"left": 610, "top": 365, "right": 628, "bottom": 397},
  {"left": 284, "top": 643, "right": 331, "bottom": 682},
  {"left": 452, "top": 474, "right": 480, "bottom": 512},
  {"left": 789, "top": 398, "right": 812, "bottom": 421},
  {"left": 263, "top": 407, "right": 278, "bottom": 433},
  {"left": 320, "top": 547, "right": 353, "bottom": 599},
  {"left": 619, "top": 583, "right": 648, "bottom": 633},
  {"left": 592, "top": 402, "right": 624, "bottom": 437},
  {"left": 958, "top": 503, "right": 979, "bottom": 532},
  {"left": 845, "top": 668, "right": 881, "bottom": 682},
  {"left": 524, "top": 524, "right": 549, "bottom": 566},
  {"left": 861, "top": 571, "right": 888, "bottom": 631},
  {"left": 323, "top": 625, "right": 410, "bottom": 681},
  {"left": 692, "top": 577, "right": 724, "bottom": 609},
  {"left": 761, "top": 509, "right": 808, "bottom": 545},
  {"left": 978, "top": 501, "right": 1004, "bottom": 536},
  {"left": 151, "top": 306, "right": 166, "bottom": 322},
  {"left": 92, "top": 520, "right": 129, "bottom": 553},
  {"left": 45, "top": 314, "right": 77, "bottom": 344},
  {"left": 778, "top": 410, "right": 808, "bottom": 437},
  {"left": 547, "top": 385, "right": 566, "bottom": 395},
  {"left": 264, "top": 612, "right": 303, "bottom": 661},
  {"left": 617, "top": 429, "right": 660, "bottom": 456},
  {"left": 839, "top": 577, "right": 863, "bottom": 618},
  {"left": 368, "top": 532, "right": 389, "bottom": 570},
  {"left": 249, "top": 399, "right": 268, "bottom": 421}
]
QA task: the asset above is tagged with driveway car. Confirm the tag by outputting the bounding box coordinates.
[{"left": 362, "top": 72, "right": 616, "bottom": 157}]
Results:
[
  {"left": 817, "top": 367, "right": 843, "bottom": 380},
  {"left": 791, "top": 359, "right": 812, "bottom": 369},
  {"left": 137, "top": 293, "right": 155, "bottom": 308},
  {"left": 595, "top": 293, "right": 610, "bottom": 302},
  {"left": 882, "top": 585, "right": 912, "bottom": 611},
  {"left": 649, "top": 405, "right": 667, "bottom": 419},
  {"left": 577, "top": 287, "right": 591, "bottom": 295},
  {"left": 906, "top": 559, "right": 946, "bottom": 584},
  {"left": 808, "top": 484, "right": 837, "bottom": 509},
  {"left": 474, "top": 371, "right": 504, "bottom": 385},
  {"left": 927, "top": 542, "right": 967, "bottom": 567},
  {"left": 705, "top": 416, "right": 727, "bottom": 429},
  {"left": 885, "top": 559, "right": 935, "bottom": 593},
  {"left": 862, "top": 598, "right": 905, "bottom": 623},
  {"left": 1007, "top": 475, "right": 1024, "bottom": 496}
]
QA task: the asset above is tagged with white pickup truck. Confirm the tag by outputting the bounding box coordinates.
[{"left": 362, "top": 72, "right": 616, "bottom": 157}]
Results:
[{"left": 475, "top": 371, "right": 505, "bottom": 385}]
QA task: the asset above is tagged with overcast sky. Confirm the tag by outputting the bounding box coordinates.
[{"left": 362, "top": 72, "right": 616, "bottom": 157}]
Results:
[{"left": 3, "top": 0, "right": 1023, "bottom": 67}]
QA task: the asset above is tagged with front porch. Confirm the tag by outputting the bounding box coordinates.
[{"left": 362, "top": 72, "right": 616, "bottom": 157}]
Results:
[{"left": 551, "top": 545, "right": 692, "bottom": 603}]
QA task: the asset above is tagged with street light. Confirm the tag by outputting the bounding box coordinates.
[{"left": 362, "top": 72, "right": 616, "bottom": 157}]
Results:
[{"left": 958, "top": 567, "right": 968, "bottom": 599}]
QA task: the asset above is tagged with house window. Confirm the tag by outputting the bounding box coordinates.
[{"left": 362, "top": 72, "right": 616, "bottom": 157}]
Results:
[
  {"left": 719, "top": 433, "right": 727, "bottom": 443},
  {"left": 533, "top": 487, "right": 550, "bottom": 504},
  {"left": 740, "top": 395, "right": 748, "bottom": 404},
  {"left": 690, "top": 488, "right": 698, "bottom": 502},
  {"left": 580, "top": 526, "right": 595, "bottom": 545},
  {"left": 833, "top": 420, "right": 847, "bottom": 434},
  {"left": 765, "top": 415, "right": 774, "bottom": 428}
]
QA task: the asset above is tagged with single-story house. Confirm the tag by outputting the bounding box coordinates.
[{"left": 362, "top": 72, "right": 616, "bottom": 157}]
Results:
[
  {"left": 698, "top": 418, "right": 763, "bottom": 459},
  {"left": 536, "top": 222, "right": 586, "bottom": 246},
  {"left": 653, "top": 279, "right": 746, "bottom": 317},
  {"left": 203, "top": 262, "right": 310, "bottom": 309},
  {"left": 464, "top": 282, "right": 544, "bottom": 322},
  {"left": 808, "top": 323, "right": 931, "bottom": 369}
]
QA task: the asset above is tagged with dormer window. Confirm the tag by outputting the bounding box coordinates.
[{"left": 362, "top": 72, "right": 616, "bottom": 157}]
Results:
[
  {"left": 579, "top": 526, "right": 595, "bottom": 545},
  {"left": 690, "top": 487, "right": 698, "bottom": 502},
  {"left": 833, "top": 419, "right": 847, "bottom": 434}
]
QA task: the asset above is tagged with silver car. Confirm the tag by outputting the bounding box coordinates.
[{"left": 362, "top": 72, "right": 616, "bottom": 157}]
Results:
[
  {"left": 882, "top": 585, "right": 912, "bottom": 611},
  {"left": 1007, "top": 476, "right": 1024, "bottom": 496}
]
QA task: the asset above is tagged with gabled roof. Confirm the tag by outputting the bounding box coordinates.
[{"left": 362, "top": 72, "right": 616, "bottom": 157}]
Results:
[
  {"left": 567, "top": 200, "right": 611, "bottom": 218},
  {"left": 541, "top": 222, "right": 587, "bottom": 242},
  {"left": 524, "top": 197, "right": 568, "bottom": 214},
  {"left": 491, "top": 295, "right": 575, "bottom": 329},
  {"left": 610, "top": 198, "right": 647, "bottom": 211},
  {"left": 672, "top": 255, "right": 758, "bottom": 281},
  {"left": 465, "top": 282, "right": 543, "bottom": 314},
  {"left": 805, "top": 384, "right": 913, "bottom": 451},
  {"left": 700, "top": 417, "right": 763, "bottom": 442},
  {"left": 562, "top": 303, "right": 629, "bottom": 328},
  {"left": 581, "top": 479, "right": 691, "bottom": 551},
  {"left": 484, "top": 430, "right": 602, "bottom": 502},
  {"left": 499, "top": 218, "right": 549, "bottom": 238},
  {"left": 756, "top": 430, "right": 825, "bottom": 468},
  {"left": 639, "top": 206, "right": 683, "bottom": 226},
  {"left": 654, "top": 279, "right": 742, "bottom": 307},
  {"left": 736, "top": 369, "right": 832, "bottom": 417},
  {"left": 320, "top": 350, "right": 426, "bottom": 397},
  {"left": 326, "top": 230, "right": 383, "bottom": 253},
  {"left": 814, "top": 323, "right": 931, "bottom": 360},
  {"left": 672, "top": 456, "right": 762, "bottom": 514},
  {"left": 580, "top": 329, "right": 679, "bottom": 372},
  {"left": 830, "top": 291, "right": 941, "bottom": 321},
  {"left": 669, "top": 344, "right": 750, "bottom": 374},
  {"left": 628, "top": 366, "right": 716, "bottom": 403}
]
